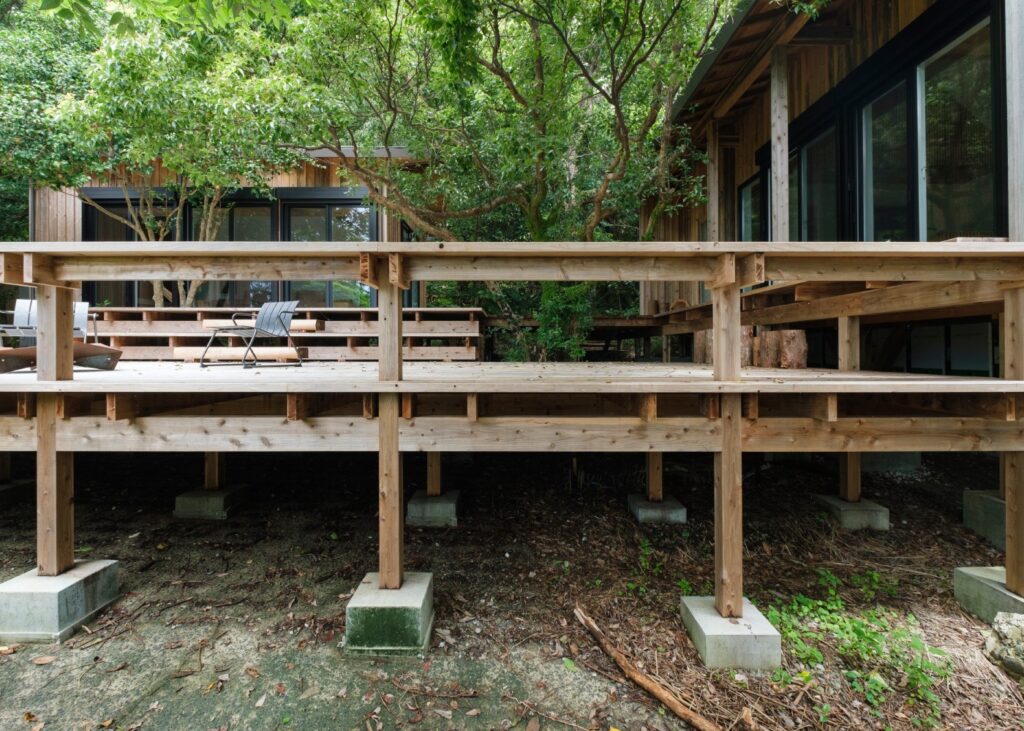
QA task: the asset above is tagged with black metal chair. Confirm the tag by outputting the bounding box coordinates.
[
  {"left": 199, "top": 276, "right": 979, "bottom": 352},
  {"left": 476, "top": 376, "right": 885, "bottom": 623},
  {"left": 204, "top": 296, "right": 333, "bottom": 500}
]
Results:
[{"left": 199, "top": 300, "right": 302, "bottom": 368}]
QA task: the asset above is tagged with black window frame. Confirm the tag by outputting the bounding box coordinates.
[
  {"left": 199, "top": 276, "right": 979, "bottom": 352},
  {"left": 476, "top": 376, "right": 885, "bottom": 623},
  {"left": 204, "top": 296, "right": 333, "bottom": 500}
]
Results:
[{"left": 746, "top": 0, "right": 1006, "bottom": 244}]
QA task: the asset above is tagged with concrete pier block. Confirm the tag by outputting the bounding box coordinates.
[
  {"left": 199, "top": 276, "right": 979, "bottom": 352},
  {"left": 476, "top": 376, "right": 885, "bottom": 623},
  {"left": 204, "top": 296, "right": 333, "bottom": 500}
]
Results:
[
  {"left": 406, "top": 489, "right": 459, "bottom": 528},
  {"left": 954, "top": 567, "right": 1024, "bottom": 624},
  {"left": 963, "top": 490, "right": 1005, "bottom": 550},
  {"left": 0, "top": 560, "right": 119, "bottom": 643},
  {"left": 345, "top": 572, "right": 433, "bottom": 656},
  {"left": 814, "top": 495, "right": 890, "bottom": 531},
  {"left": 173, "top": 486, "right": 244, "bottom": 520},
  {"left": 680, "top": 596, "right": 781, "bottom": 670},
  {"left": 628, "top": 494, "right": 687, "bottom": 525}
]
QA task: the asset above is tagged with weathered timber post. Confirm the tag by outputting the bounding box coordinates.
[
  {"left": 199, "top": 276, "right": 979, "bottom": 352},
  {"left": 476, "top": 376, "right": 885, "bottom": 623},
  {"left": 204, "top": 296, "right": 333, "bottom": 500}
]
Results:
[
  {"left": 377, "top": 255, "right": 404, "bottom": 590},
  {"left": 36, "top": 284, "right": 75, "bottom": 576}
]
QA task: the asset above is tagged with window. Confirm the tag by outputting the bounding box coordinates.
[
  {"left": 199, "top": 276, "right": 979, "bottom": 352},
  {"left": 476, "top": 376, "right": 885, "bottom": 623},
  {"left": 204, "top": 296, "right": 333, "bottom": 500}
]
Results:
[
  {"left": 739, "top": 176, "right": 762, "bottom": 241},
  {"left": 862, "top": 83, "right": 910, "bottom": 241},
  {"left": 802, "top": 128, "right": 838, "bottom": 241},
  {"left": 192, "top": 205, "right": 274, "bottom": 307},
  {"left": 918, "top": 21, "right": 995, "bottom": 241},
  {"left": 286, "top": 204, "right": 373, "bottom": 307}
]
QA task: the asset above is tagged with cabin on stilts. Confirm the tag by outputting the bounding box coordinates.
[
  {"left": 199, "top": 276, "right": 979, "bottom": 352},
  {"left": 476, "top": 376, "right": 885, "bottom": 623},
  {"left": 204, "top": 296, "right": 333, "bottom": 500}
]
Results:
[{"left": 0, "top": 0, "right": 1022, "bottom": 668}]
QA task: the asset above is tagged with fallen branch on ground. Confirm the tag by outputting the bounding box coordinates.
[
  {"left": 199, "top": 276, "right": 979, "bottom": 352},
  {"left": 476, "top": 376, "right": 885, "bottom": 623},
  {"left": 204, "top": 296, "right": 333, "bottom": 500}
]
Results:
[{"left": 574, "top": 604, "right": 723, "bottom": 731}]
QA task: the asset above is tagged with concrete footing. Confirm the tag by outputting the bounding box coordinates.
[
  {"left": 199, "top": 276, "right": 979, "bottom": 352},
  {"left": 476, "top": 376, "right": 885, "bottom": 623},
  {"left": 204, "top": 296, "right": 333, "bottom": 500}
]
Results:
[
  {"left": 628, "top": 494, "right": 687, "bottom": 525},
  {"left": 406, "top": 489, "right": 459, "bottom": 528},
  {"left": 963, "top": 490, "right": 1005, "bottom": 550},
  {"left": 814, "top": 495, "right": 890, "bottom": 531},
  {"left": 680, "top": 596, "right": 781, "bottom": 670},
  {"left": 345, "top": 572, "right": 434, "bottom": 656},
  {"left": 173, "top": 486, "right": 244, "bottom": 520},
  {"left": 954, "top": 567, "right": 1024, "bottom": 624},
  {"left": 0, "top": 560, "right": 119, "bottom": 643}
]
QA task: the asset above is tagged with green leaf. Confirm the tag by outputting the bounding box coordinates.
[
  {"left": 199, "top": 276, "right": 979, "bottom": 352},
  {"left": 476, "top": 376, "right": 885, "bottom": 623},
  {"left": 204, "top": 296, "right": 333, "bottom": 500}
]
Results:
[{"left": 562, "top": 657, "right": 577, "bottom": 672}]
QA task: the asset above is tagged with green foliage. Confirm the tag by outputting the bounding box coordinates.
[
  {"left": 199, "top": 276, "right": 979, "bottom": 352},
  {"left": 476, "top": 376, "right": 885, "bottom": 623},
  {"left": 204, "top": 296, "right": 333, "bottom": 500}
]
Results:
[{"left": 767, "top": 569, "right": 950, "bottom": 727}]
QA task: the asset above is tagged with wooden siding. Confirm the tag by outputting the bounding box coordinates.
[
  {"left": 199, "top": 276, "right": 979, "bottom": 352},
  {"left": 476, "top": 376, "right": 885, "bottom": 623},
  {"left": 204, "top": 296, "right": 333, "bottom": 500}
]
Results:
[
  {"left": 733, "top": 0, "right": 938, "bottom": 186},
  {"left": 32, "top": 188, "right": 82, "bottom": 243}
]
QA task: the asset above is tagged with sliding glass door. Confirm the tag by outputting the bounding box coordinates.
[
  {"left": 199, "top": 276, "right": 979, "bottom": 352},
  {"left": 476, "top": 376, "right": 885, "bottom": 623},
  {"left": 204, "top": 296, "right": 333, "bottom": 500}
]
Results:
[
  {"left": 286, "top": 203, "right": 373, "bottom": 307},
  {"left": 862, "top": 83, "right": 911, "bottom": 241},
  {"left": 917, "top": 20, "right": 995, "bottom": 242}
]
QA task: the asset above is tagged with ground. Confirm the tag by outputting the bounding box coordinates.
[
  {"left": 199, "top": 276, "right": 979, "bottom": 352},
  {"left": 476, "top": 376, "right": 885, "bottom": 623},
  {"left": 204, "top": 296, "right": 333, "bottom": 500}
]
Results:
[{"left": 0, "top": 450, "right": 1020, "bottom": 731}]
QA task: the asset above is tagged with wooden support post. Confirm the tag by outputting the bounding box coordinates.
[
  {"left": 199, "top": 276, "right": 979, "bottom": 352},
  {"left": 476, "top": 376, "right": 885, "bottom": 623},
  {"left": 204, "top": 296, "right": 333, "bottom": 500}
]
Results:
[
  {"left": 715, "top": 393, "right": 743, "bottom": 618},
  {"left": 427, "top": 452, "right": 442, "bottom": 498},
  {"left": 712, "top": 283, "right": 741, "bottom": 380},
  {"left": 36, "top": 285, "right": 75, "bottom": 577},
  {"left": 377, "top": 258, "right": 404, "bottom": 590},
  {"left": 838, "top": 316, "right": 861, "bottom": 502},
  {"left": 204, "top": 452, "right": 226, "bottom": 491},
  {"left": 770, "top": 45, "right": 789, "bottom": 244},
  {"left": 646, "top": 452, "right": 663, "bottom": 503},
  {"left": 1004, "top": 288, "right": 1024, "bottom": 595},
  {"left": 707, "top": 120, "right": 720, "bottom": 242}
]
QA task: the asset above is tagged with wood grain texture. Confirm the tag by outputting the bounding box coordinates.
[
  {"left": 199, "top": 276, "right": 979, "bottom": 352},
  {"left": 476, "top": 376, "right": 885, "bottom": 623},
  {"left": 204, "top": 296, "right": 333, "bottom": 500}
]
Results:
[
  {"left": 378, "top": 393, "right": 404, "bottom": 589},
  {"left": 715, "top": 393, "right": 743, "bottom": 618}
]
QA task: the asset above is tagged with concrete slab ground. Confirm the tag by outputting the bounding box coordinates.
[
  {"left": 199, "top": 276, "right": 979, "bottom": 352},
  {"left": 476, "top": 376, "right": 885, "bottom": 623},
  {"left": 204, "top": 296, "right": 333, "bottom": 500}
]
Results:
[
  {"left": 0, "top": 559, "right": 119, "bottom": 643},
  {"left": 680, "top": 596, "right": 781, "bottom": 670},
  {"left": 406, "top": 489, "right": 459, "bottom": 528},
  {"left": 863, "top": 452, "right": 921, "bottom": 474},
  {"left": 627, "top": 494, "right": 687, "bottom": 524},
  {"left": 345, "top": 572, "right": 433, "bottom": 656},
  {"left": 954, "top": 566, "right": 1024, "bottom": 624},
  {"left": 173, "top": 485, "right": 244, "bottom": 520},
  {"left": 963, "top": 490, "right": 1005, "bottom": 550},
  {"left": 814, "top": 494, "right": 890, "bottom": 531}
]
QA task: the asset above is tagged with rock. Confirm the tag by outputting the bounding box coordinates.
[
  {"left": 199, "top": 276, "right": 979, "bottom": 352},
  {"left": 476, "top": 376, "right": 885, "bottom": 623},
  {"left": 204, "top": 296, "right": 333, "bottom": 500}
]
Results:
[{"left": 984, "top": 612, "right": 1024, "bottom": 678}]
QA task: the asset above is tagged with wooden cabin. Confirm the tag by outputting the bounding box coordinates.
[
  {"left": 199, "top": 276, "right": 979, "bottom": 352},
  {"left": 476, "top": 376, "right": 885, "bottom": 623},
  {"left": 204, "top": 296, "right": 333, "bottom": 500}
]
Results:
[
  {"left": 4, "top": 0, "right": 1024, "bottom": 667},
  {"left": 645, "top": 0, "right": 1006, "bottom": 376}
]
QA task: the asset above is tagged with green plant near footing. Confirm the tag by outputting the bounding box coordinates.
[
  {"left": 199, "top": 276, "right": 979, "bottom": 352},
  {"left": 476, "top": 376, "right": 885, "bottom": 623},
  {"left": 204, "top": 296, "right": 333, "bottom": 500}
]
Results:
[{"left": 766, "top": 570, "right": 950, "bottom": 728}]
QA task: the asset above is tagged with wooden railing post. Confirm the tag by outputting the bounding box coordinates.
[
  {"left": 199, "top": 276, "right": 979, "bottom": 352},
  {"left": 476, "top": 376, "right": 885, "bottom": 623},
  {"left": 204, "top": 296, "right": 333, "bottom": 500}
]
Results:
[
  {"left": 838, "top": 316, "right": 862, "bottom": 502},
  {"left": 36, "top": 284, "right": 75, "bottom": 576},
  {"left": 770, "top": 46, "right": 789, "bottom": 244},
  {"left": 377, "top": 257, "right": 404, "bottom": 590}
]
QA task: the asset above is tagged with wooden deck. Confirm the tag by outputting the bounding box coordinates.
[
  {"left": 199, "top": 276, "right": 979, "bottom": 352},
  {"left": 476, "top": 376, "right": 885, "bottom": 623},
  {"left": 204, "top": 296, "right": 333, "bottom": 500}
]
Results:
[
  {"left": 2, "top": 238, "right": 1023, "bottom": 613},
  {"left": 1, "top": 360, "right": 1022, "bottom": 394}
]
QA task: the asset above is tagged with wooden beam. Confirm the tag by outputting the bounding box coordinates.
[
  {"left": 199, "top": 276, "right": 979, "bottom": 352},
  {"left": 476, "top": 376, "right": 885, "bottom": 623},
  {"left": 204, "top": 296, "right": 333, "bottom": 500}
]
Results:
[
  {"left": 770, "top": 46, "right": 789, "bottom": 245},
  {"left": 388, "top": 254, "right": 411, "bottom": 290},
  {"left": 737, "top": 254, "right": 766, "bottom": 287},
  {"left": 105, "top": 393, "right": 136, "bottom": 421},
  {"left": 359, "top": 253, "right": 379, "bottom": 288},
  {"left": 765, "top": 256, "right": 1024, "bottom": 282},
  {"left": 0, "top": 253, "right": 25, "bottom": 286},
  {"left": 466, "top": 393, "right": 479, "bottom": 422},
  {"left": 646, "top": 452, "right": 663, "bottom": 502},
  {"left": 715, "top": 393, "right": 743, "bottom": 618},
  {"left": 404, "top": 256, "right": 719, "bottom": 282},
  {"left": 204, "top": 452, "right": 226, "bottom": 490},
  {"left": 708, "top": 11, "right": 811, "bottom": 124},
  {"left": 427, "top": 452, "right": 442, "bottom": 497},
  {"left": 378, "top": 393, "right": 403, "bottom": 589},
  {"left": 55, "top": 257, "right": 361, "bottom": 282}
]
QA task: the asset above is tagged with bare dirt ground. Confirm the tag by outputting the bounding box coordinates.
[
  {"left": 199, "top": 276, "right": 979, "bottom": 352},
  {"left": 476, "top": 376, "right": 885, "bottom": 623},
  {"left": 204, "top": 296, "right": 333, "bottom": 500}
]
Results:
[{"left": 0, "top": 450, "right": 1020, "bottom": 731}]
